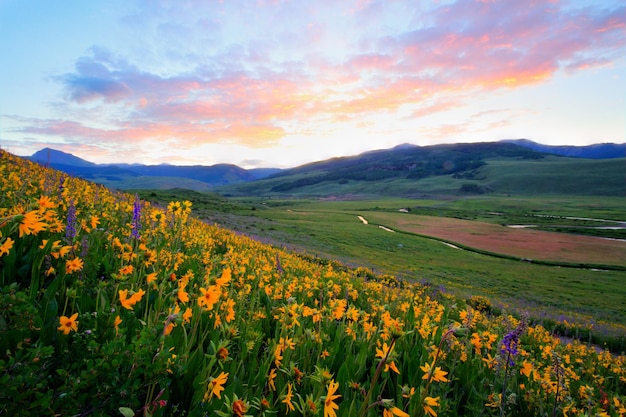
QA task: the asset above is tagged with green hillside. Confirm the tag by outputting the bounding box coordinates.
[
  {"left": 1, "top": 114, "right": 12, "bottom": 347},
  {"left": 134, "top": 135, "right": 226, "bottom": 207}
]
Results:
[
  {"left": 481, "top": 157, "right": 626, "bottom": 195},
  {"left": 218, "top": 155, "right": 625, "bottom": 197},
  {"left": 88, "top": 174, "right": 217, "bottom": 191}
]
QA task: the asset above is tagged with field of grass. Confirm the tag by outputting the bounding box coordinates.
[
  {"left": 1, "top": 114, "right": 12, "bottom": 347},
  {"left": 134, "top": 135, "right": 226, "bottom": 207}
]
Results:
[
  {"left": 3, "top": 151, "right": 626, "bottom": 416},
  {"left": 134, "top": 190, "right": 626, "bottom": 343}
]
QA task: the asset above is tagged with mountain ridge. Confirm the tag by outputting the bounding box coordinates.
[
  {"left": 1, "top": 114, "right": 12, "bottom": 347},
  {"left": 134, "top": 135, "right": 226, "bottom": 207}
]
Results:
[
  {"left": 24, "top": 140, "right": 626, "bottom": 193},
  {"left": 502, "top": 139, "right": 626, "bottom": 159}
]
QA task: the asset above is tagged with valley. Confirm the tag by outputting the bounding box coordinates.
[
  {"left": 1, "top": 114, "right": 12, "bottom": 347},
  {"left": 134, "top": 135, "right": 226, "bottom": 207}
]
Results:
[{"left": 135, "top": 189, "right": 626, "bottom": 348}]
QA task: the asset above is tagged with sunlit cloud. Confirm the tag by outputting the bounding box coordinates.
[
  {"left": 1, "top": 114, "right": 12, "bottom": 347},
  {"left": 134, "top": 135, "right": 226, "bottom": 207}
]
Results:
[{"left": 2, "top": 0, "right": 624, "bottom": 166}]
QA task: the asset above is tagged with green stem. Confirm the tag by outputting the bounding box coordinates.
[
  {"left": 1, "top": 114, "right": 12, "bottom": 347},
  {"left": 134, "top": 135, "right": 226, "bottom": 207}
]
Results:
[
  {"left": 500, "top": 351, "right": 511, "bottom": 417},
  {"left": 357, "top": 337, "right": 397, "bottom": 417}
]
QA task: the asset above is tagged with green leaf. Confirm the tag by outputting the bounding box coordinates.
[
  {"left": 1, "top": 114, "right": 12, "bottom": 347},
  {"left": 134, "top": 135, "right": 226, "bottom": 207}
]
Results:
[{"left": 118, "top": 406, "right": 135, "bottom": 417}]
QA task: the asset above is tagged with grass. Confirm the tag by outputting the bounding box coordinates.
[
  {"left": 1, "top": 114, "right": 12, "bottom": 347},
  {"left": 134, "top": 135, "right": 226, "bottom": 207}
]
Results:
[
  {"left": 2, "top": 150, "right": 626, "bottom": 416},
  {"left": 135, "top": 190, "right": 626, "bottom": 345}
]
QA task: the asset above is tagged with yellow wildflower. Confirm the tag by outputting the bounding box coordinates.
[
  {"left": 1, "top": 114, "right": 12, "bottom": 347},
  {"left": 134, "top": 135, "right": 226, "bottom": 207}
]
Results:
[
  {"left": 420, "top": 362, "right": 449, "bottom": 383},
  {"left": 283, "top": 382, "right": 295, "bottom": 412},
  {"left": 324, "top": 379, "right": 341, "bottom": 417},
  {"left": 119, "top": 265, "right": 134, "bottom": 276},
  {"left": 423, "top": 396, "right": 440, "bottom": 417},
  {"left": 65, "top": 257, "right": 84, "bottom": 274},
  {"left": 198, "top": 286, "right": 220, "bottom": 311},
  {"left": 375, "top": 342, "right": 400, "bottom": 374},
  {"left": 19, "top": 210, "right": 47, "bottom": 237},
  {"left": 183, "top": 307, "right": 192, "bottom": 324},
  {"left": 205, "top": 371, "right": 228, "bottom": 401},
  {"left": 520, "top": 360, "right": 533, "bottom": 378},
  {"left": 215, "top": 267, "right": 231, "bottom": 288},
  {"left": 119, "top": 288, "right": 146, "bottom": 310},
  {"left": 58, "top": 312, "right": 79, "bottom": 335},
  {"left": 114, "top": 315, "right": 122, "bottom": 336},
  {"left": 146, "top": 272, "right": 157, "bottom": 284},
  {"left": 268, "top": 367, "right": 277, "bottom": 391},
  {"left": 0, "top": 237, "right": 14, "bottom": 257},
  {"left": 37, "top": 195, "right": 56, "bottom": 210},
  {"left": 384, "top": 407, "right": 410, "bottom": 417}
]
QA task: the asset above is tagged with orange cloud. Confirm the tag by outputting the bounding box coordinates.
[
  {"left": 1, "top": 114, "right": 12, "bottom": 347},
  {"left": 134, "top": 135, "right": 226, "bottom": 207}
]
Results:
[{"left": 14, "top": 0, "right": 624, "bottom": 160}]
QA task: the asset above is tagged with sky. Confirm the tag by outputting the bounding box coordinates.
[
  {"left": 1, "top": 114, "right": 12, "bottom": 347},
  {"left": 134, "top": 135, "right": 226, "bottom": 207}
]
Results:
[{"left": 1, "top": 0, "right": 624, "bottom": 169}]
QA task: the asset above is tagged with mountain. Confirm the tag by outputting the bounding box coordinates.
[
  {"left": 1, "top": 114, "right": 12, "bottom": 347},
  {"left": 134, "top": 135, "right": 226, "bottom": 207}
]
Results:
[
  {"left": 25, "top": 149, "right": 281, "bottom": 191},
  {"left": 502, "top": 139, "right": 626, "bottom": 159},
  {"left": 25, "top": 140, "right": 625, "bottom": 195},
  {"left": 117, "top": 164, "right": 257, "bottom": 185},
  {"left": 250, "top": 141, "right": 544, "bottom": 191},
  {"left": 29, "top": 147, "right": 96, "bottom": 167},
  {"left": 216, "top": 141, "right": 625, "bottom": 197}
]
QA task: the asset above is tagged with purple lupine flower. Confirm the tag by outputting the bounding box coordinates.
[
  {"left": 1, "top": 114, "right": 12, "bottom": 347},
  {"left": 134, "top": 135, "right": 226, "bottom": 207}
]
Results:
[
  {"left": 131, "top": 194, "right": 141, "bottom": 239},
  {"left": 500, "top": 315, "right": 528, "bottom": 367},
  {"left": 66, "top": 199, "right": 77, "bottom": 242}
]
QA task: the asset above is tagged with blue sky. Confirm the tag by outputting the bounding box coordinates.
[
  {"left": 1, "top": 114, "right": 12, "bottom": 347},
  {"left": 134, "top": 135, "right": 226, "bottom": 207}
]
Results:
[{"left": 1, "top": 0, "right": 624, "bottom": 168}]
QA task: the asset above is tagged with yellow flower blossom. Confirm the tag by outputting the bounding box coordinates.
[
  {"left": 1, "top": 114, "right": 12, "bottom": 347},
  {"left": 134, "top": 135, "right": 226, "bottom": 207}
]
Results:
[
  {"left": 65, "top": 257, "right": 84, "bottom": 274},
  {"left": 146, "top": 272, "right": 157, "bottom": 284},
  {"left": 215, "top": 267, "right": 231, "bottom": 288},
  {"left": 119, "top": 265, "right": 134, "bottom": 276},
  {"left": 520, "top": 360, "right": 533, "bottom": 378},
  {"left": 283, "top": 382, "right": 295, "bottom": 412},
  {"left": 19, "top": 210, "right": 47, "bottom": 237},
  {"left": 423, "top": 396, "right": 440, "bottom": 417},
  {"left": 119, "top": 288, "right": 146, "bottom": 310},
  {"left": 384, "top": 406, "right": 410, "bottom": 417},
  {"left": 420, "top": 362, "right": 449, "bottom": 383},
  {"left": 268, "top": 367, "right": 277, "bottom": 391},
  {"left": 0, "top": 237, "right": 14, "bottom": 257},
  {"left": 324, "top": 379, "right": 341, "bottom": 417},
  {"left": 114, "top": 315, "right": 122, "bottom": 336},
  {"left": 375, "top": 342, "right": 400, "bottom": 374},
  {"left": 37, "top": 195, "right": 56, "bottom": 210},
  {"left": 198, "top": 286, "right": 220, "bottom": 311},
  {"left": 58, "top": 313, "right": 79, "bottom": 335},
  {"left": 205, "top": 371, "right": 228, "bottom": 401},
  {"left": 183, "top": 307, "right": 192, "bottom": 324}
]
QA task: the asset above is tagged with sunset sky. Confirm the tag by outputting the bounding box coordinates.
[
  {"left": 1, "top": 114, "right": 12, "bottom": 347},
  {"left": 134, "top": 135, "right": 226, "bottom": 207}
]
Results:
[{"left": 1, "top": 0, "right": 624, "bottom": 168}]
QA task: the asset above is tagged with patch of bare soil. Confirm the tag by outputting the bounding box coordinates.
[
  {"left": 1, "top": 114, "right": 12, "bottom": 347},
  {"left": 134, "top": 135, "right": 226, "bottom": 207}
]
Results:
[{"left": 391, "top": 216, "right": 626, "bottom": 265}]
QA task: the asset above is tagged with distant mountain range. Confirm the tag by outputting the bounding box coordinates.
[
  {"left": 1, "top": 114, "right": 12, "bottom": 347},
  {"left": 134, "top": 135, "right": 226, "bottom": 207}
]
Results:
[
  {"left": 27, "top": 148, "right": 282, "bottom": 191},
  {"left": 215, "top": 140, "right": 625, "bottom": 197},
  {"left": 502, "top": 139, "right": 626, "bottom": 159},
  {"left": 25, "top": 139, "right": 625, "bottom": 194}
]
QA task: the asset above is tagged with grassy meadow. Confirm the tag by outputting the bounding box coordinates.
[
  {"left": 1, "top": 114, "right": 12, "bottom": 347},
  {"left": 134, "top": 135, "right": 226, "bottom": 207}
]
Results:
[
  {"left": 2, "top": 150, "right": 626, "bottom": 416},
  {"left": 136, "top": 190, "right": 626, "bottom": 340}
]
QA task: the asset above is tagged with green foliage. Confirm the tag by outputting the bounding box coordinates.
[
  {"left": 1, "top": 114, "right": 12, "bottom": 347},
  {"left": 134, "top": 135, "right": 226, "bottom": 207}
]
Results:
[{"left": 2, "top": 150, "right": 626, "bottom": 417}]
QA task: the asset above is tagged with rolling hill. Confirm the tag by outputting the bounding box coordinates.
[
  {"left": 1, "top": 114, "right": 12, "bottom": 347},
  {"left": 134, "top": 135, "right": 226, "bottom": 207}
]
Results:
[
  {"left": 26, "top": 148, "right": 281, "bottom": 191},
  {"left": 25, "top": 141, "right": 626, "bottom": 196},
  {"left": 216, "top": 142, "right": 626, "bottom": 197},
  {"left": 504, "top": 139, "right": 626, "bottom": 159}
]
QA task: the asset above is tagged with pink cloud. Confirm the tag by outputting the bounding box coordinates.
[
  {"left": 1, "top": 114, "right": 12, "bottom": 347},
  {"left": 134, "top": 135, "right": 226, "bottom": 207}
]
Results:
[
  {"left": 18, "top": 0, "right": 624, "bottom": 154},
  {"left": 392, "top": 0, "right": 625, "bottom": 89}
]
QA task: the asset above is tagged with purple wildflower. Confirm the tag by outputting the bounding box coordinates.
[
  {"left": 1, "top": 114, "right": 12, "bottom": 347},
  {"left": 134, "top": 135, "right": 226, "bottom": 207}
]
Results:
[
  {"left": 131, "top": 194, "right": 141, "bottom": 239},
  {"left": 66, "top": 199, "right": 77, "bottom": 242},
  {"left": 500, "top": 315, "right": 528, "bottom": 367}
]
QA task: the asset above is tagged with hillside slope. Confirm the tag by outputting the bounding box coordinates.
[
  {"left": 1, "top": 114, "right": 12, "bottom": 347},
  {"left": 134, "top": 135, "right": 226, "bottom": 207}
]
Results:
[{"left": 217, "top": 143, "right": 625, "bottom": 197}]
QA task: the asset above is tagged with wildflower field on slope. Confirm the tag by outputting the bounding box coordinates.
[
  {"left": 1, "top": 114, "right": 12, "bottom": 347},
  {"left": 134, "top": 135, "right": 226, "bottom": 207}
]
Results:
[{"left": 1, "top": 149, "right": 625, "bottom": 417}]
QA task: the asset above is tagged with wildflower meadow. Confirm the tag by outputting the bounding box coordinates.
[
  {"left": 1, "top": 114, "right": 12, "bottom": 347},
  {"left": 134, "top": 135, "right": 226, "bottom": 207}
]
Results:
[{"left": 1, "top": 149, "right": 625, "bottom": 416}]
